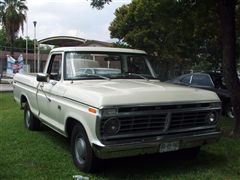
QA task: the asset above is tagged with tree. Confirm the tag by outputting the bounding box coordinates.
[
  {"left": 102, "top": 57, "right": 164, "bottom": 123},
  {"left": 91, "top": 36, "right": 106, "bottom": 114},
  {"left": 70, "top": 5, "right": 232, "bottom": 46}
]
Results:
[
  {"left": 217, "top": 0, "right": 240, "bottom": 137},
  {"left": 93, "top": 0, "right": 240, "bottom": 136},
  {"left": 90, "top": 0, "right": 112, "bottom": 10},
  {"left": 109, "top": 0, "right": 222, "bottom": 78},
  {"left": 0, "top": 28, "right": 9, "bottom": 48},
  {"left": 0, "top": 0, "right": 28, "bottom": 55},
  {"left": 0, "top": 28, "right": 34, "bottom": 52},
  {"left": 109, "top": 0, "right": 189, "bottom": 78}
]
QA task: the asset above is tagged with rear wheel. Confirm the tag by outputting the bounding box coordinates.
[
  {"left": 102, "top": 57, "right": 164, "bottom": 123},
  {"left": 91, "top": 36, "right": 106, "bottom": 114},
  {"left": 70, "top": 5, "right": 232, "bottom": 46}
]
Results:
[
  {"left": 24, "top": 102, "right": 40, "bottom": 131},
  {"left": 71, "top": 124, "right": 99, "bottom": 172}
]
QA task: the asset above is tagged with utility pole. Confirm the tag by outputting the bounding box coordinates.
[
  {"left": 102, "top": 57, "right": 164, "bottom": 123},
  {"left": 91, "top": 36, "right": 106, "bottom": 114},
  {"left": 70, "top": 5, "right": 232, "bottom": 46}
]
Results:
[
  {"left": 25, "top": 36, "right": 28, "bottom": 64},
  {"left": 25, "top": 15, "right": 28, "bottom": 65},
  {"left": 33, "top": 21, "right": 37, "bottom": 73}
]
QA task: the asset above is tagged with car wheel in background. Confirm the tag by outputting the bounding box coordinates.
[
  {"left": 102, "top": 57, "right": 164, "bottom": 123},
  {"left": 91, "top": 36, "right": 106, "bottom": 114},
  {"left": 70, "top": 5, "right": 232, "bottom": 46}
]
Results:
[
  {"left": 226, "top": 103, "right": 234, "bottom": 119},
  {"left": 71, "top": 124, "right": 99, "bottom": 172},
  {"left": 24, "top": 102, "right": 40, "bottom": 131}
]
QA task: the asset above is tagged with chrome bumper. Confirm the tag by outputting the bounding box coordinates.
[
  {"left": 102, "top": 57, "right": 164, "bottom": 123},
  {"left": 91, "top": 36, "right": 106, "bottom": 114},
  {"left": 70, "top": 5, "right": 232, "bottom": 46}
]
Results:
[{"left": 92, "top": 129, "right": 221, "bottom": 159}]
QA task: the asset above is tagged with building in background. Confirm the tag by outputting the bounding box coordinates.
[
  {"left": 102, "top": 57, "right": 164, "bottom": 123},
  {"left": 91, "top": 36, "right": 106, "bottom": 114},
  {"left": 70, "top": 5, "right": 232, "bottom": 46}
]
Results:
[{"left": 0, "top": 36, "right": 113, "bottom": 76}]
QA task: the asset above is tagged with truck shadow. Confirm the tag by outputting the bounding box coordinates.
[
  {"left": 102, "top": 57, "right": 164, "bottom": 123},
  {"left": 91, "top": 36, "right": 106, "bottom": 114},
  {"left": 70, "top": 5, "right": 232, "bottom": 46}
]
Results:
[
  {"left": 40, "top": 124, "right": 70, "bottom": 151},
  {"left": 94, "top": 150, "right": 227, "bottom": 179},
  {"left": 39, "top": 124, "right": 227, "bottom": 179}
]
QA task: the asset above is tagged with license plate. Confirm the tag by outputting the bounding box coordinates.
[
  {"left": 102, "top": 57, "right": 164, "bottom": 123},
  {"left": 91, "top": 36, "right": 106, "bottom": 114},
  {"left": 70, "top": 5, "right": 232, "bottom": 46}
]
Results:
[{"left": 159, "top": 141, "right": 179, "bottom": 153}]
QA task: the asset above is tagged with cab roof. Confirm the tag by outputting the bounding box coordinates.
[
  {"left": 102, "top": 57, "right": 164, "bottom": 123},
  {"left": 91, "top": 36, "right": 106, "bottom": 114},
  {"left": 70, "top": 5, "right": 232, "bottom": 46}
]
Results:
[{"left": 51, "top": 46, "right": 147, "bottom": 55}]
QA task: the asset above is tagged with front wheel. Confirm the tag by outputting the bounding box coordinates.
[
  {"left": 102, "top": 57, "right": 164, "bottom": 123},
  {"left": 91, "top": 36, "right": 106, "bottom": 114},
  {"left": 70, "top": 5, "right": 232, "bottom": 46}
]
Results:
[
  {"left": 24, "top": 102, "right": 40, "bottom": 131},
  {"left": 71, "top": 124, "right": 99, "bottom": 172}
]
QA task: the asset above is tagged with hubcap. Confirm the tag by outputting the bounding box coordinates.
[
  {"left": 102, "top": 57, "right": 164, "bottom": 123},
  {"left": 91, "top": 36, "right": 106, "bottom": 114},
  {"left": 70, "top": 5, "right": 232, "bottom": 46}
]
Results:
[
  {"left": 25, "top": 110, "right": 31, "bottom": 127},
  {"left": 75, "top": 136, "right": 87, "bottom": 165}
]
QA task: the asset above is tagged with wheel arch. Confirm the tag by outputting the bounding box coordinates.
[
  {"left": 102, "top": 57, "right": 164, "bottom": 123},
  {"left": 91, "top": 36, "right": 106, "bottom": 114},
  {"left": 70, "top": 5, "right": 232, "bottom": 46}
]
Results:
[
  {"left": 65, "top": 117, "right": 86, "bottom": 139},
  {"left": 65, "top": 116, "right": 97, "bottom": 146},
  {"left": 20, "top": 94, "right": 29, "bottom": 109},
  {"left": 66, "top": 118, "right": 78, "bottom": 138}
]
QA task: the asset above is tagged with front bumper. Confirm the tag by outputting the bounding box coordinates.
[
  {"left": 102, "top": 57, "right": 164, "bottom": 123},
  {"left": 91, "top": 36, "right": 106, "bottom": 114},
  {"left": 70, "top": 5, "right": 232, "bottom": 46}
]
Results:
[{"left": 92, "top": 129, "right": 221, "bottom": 159}]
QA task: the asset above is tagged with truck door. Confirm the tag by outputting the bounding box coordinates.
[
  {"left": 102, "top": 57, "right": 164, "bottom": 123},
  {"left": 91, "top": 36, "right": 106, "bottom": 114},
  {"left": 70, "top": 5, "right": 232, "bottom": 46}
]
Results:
[{"left": 37, "top": 53, "right": 66, "bottom": 132}]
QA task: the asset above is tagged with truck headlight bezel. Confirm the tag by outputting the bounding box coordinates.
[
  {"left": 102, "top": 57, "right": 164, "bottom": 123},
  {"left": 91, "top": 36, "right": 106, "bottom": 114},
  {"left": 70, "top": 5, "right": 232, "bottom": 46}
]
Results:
[
  {"left": 206, "top": 112, "right": 217, "bottom": 124},
  {"left": 102, "top": 117, "right": 120, "bottom": 136}
]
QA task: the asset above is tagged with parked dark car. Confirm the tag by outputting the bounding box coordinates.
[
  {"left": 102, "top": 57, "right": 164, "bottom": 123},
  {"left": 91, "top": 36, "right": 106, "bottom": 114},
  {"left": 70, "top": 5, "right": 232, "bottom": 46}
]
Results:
[{"left": 166, "top": 72, "right": 234, "bottom": 118}]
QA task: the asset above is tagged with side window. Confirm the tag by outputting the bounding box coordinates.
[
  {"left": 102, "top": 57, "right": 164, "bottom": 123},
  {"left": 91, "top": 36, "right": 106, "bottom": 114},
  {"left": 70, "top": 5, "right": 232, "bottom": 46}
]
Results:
[
  {"left": 191, "top": 75, "right": 213, "bottom": 86},
  {"left": 47, "top": 54, "right": 62, "bottom": 81},
  {"left": 180, "top": 75, "right": 191, "bottom": 84}
]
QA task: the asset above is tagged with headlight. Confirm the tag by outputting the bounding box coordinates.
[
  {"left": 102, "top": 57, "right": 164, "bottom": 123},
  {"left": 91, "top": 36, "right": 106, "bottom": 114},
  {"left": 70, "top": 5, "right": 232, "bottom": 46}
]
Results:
[
  {"left": 206, "top": 112, "right": 217, "bottom": 124},
  {"left": 103, "top": 117, "right": 120, "bottom": 135}
]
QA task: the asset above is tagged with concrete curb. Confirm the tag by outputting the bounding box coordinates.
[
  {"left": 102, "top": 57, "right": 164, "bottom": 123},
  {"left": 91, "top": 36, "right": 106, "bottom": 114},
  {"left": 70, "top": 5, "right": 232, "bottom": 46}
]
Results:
[{"left": 0, "top": 83, "right": 13, "bottom": 92}]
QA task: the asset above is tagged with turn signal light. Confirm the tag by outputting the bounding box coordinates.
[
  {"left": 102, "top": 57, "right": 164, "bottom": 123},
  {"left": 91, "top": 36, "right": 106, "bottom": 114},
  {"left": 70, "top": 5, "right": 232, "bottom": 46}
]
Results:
[{"left": 88, "top": 107, "right": 97, "bottom": 114}]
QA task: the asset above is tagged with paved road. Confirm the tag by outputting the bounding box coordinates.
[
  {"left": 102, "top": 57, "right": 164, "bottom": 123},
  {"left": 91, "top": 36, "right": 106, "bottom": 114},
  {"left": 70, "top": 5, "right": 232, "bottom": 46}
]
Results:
[{"left": 0, "top": 83, "right": 13, "bottom": 92}]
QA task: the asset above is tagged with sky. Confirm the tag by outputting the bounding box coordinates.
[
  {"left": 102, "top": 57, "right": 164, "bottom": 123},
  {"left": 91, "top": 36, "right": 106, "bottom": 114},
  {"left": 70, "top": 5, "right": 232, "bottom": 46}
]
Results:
[{"left": 24, "top": 0, "right": 131, "bottom": 42}]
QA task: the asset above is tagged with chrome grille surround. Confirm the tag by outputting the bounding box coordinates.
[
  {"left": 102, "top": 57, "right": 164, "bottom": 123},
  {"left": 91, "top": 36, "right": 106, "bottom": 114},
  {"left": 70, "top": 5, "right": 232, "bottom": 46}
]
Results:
[{"left": 98, "top": 102, "right": 221, "bottom": 144}]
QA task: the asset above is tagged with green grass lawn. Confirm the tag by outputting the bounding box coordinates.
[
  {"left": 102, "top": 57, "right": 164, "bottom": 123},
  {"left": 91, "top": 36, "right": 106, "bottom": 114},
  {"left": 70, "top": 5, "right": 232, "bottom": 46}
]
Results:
[{"left": 0, "top": 93, "right": 240, "bottom": 179}]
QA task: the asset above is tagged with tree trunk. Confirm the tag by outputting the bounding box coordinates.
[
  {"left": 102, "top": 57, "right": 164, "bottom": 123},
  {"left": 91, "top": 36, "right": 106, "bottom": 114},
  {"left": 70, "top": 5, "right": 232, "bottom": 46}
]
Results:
[
  {"left": 10, "top": 34, "right": 14, "bottom": 56},
  {"left": 218, "top": 0, "right": 240, "bottom": 137}
]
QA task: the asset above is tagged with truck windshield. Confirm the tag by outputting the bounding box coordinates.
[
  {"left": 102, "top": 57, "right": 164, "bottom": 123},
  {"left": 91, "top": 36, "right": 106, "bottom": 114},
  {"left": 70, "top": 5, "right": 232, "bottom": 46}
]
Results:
[{"left": 64, "top": 52, "right": 157, "bottom": 80}]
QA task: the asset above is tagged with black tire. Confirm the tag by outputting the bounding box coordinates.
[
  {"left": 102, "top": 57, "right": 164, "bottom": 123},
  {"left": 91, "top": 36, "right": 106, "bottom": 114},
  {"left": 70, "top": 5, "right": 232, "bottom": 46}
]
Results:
[
  {"left": 71, "top": 124, "right": 99, "bottom": 172},
  {"left": 226, "top": 103, "right": 234, "bottom": 119},
  {"left": 24, "top": 102, "right": 40, "bottom": 131}
]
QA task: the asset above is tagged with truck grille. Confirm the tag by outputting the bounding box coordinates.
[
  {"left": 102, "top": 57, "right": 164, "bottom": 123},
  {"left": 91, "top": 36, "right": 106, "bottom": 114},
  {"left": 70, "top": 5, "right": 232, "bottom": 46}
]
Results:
[
  {"left": 100, "top": 103, "right": 219, "bottom": 143},
  {"left": 169, "top": 111, "right": 209, "bottom": 130},
  {"left": 101, "top": 113, "right": 167, "bottom": 135}
]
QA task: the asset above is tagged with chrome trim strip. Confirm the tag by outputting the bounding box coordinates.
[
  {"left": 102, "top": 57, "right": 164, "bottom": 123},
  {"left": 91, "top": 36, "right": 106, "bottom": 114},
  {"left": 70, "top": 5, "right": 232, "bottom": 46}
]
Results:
[
  {"left": 40, "top": 119, "right": 66, "bottom": 137},
  {"left": 102, "top": 107, "right": 221, "bottom": 118},
  {"left": 62, "top": 96, "right": 98, "bottom": 109},
  {"left": 99, "top": 100, "right": 221, "bottom": 109},
  {"left": 15, "top": 79, "right": 37, "bottom": 89},
  {"left": 101, "top": 126, "right": 216, "bottom": 141}
]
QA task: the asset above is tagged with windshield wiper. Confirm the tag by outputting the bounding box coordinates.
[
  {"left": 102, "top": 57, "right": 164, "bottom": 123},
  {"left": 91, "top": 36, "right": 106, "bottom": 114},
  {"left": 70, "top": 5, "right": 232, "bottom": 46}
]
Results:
[
  {"left": 126, "top": 73, "right": 149, "bottom": 81},
  {"left": 76, "top": 74, "right": 111, "bottom": 80}
]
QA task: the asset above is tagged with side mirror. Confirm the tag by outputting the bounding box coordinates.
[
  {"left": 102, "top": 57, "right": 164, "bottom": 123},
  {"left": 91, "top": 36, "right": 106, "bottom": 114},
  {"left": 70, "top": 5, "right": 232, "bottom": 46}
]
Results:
[{"left": 37, "top": 73, "right": 49, "bottom": 82}]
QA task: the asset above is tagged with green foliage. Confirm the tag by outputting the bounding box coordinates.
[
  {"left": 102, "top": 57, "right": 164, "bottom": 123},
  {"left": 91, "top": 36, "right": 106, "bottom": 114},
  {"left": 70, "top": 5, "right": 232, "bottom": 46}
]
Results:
[
  {"left": 15, "top": 37, "right": 34, "bottom": 51},
  {"left": 0, "top": 28, "right": 34, "bottom": 52},
  {"left": 109, "top": 0, "right": 224, "bottom": 77},
  {"left": 0, "top": 0, "right": 28, "bottom": 54},
  {"left": 112, "top": 40, "right": 130, "bottom": 48},
  {"left": 90, "top": 0, "right": 112, "bottom": 10},
  {"left": 192, "top": 60, "right": 214, "bottom": 72},
  {"left": 0, "top": 28, "right": 9, "bottom": 47}
]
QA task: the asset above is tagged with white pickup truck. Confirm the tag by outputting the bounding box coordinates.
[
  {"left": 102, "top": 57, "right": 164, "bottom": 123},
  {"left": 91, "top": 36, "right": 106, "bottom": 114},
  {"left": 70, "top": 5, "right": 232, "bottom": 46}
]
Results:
[{"left": 13, "top": 47, "right": 221, "bottom": 172}]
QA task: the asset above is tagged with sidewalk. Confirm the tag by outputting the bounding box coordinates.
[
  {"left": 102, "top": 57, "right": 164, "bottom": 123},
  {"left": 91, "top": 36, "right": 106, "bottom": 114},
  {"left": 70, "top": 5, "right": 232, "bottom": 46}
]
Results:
[{"left": 0, "top": 83, "right": 13, "bottom": 92}]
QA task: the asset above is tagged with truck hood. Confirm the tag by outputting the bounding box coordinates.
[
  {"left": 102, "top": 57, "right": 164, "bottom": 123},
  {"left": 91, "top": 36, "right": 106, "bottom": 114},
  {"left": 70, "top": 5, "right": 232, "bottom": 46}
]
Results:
[{"left": 63, "top": 79, "right": 220, "bottom": 108}]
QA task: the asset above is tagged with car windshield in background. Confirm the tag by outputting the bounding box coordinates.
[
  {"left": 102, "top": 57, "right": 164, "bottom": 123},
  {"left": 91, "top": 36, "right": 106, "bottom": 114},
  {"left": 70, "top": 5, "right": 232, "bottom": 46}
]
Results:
[{"left": 64, "top": 52, "right": 156, "bottom": 80}]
